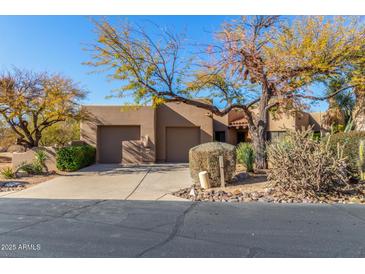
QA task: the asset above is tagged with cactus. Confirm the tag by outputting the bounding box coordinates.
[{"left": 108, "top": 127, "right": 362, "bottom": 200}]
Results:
[{"left": 359, "top": 140, "right": 365, "bottom": 181}]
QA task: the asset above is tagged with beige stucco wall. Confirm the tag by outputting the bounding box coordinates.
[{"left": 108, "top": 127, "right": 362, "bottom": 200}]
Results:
[
  {"left": 156, "top": 102, "right": 213, "bottom": 162},
  {"left": 223, "top": 108, "right": 297, "bottom": 132},
  {"left": 12, "top": 147, "right": 57, "bottom": 171},
  {"left": 295, "top": 111, "right": 310, "bottom": 131},
  {"left": 81, "top": 103, "right": 322, "bottom": 163},
  {"left": 81, "top": 105, "right": 156, "bottom": 163},
  {"left": 308, "top": 112, "right": 325, "bottom": 132},
  {"left": 267, "top": 112, "right": 296, "bottom": 131}
]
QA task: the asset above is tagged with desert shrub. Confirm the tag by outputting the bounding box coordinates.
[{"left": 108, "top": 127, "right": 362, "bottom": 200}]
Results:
[
  {"left": 236, "top": 142, "right": 254, "bottom": 172},
  {"left": 17, "top": 162, "right": 36, "bottom": 174},
  {"left": 16, "top": 150, "right": 48, "bottom": 175},
  {"left": 326, "top": 131, "right": 365, "bottom": 177},
  {"left": 40, "top": 119, "right": 80, "bottom": 147},
  {"left": 267, "top": 129, "right": 350, "bottom": 198},
  {"left": 1, "top": 167, "right": 16, "bottom": 179},
  {"left": 34, "top": 150, "right": 48, "bottom": 172},
  {"left": 0, "top": 120, "right": 17, "bottom": 151},
  {"left": 56, "top": 144, "right": 96, "bottom": 171},
  {"left": 17, "top": 162, "right": 43, "bottom": 175},
  {"left": 7, "top": 144, "right": 26, "bottom": 153},
  {"left": 189, "top": 142, "right": 236, "bottom": 187}
]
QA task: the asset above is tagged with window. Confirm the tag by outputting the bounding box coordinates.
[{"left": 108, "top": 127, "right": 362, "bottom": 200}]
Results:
[
  {"left": 214, "top": 131, "right": 226, "bottom": 142},
  {"left": 237, "top": 131, "right": 245, "bottom": 144}
]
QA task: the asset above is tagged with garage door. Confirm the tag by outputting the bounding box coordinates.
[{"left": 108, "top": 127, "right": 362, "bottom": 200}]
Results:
[
  {"left": 166, "top": 127, "right": 200, "bottom": 162},
  {"left": 98, "top": 126, "right": 140, "bottom": 163}
]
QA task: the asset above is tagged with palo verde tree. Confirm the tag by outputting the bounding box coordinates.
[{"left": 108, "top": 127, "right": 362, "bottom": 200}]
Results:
[
  {"left": 0, "top": 69, "right": 86, "bottom": 148},
  {"left": 195, "top": 16, "right": 365, "bottom": 168},
  {"left": 87, "top": 16, "right": 365, "bottom": 169}
]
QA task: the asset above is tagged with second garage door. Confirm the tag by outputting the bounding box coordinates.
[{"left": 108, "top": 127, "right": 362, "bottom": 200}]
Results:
[
  {"left": 166, "top": 127, "right": 200, "bottom": 162},
  {"left": 98, "top": 126, "right": 140, "bottom": 163}
]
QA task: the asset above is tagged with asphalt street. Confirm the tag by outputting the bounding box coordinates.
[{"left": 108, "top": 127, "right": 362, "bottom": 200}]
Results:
[{"left": 0, "top": 198, "right": 364, "bottom": 257}]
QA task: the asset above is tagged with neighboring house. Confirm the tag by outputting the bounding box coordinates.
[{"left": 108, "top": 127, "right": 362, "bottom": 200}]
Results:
[{"left": 81, "top": 102, "right": 324, "bottom": 164}]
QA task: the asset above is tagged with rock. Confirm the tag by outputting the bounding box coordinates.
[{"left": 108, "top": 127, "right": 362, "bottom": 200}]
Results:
[
  {"left": 228, "top": 198, "right": 238, "bottom": 202},
  {"left": 7, "top": 145, "right": 26, "bottom": 153},
  {"left": 264, "top": 188, "right": 274, "bottom": 195},
  {"left": 3, "top": 181, "right": 25, "bottom": 187},
  {"left": 68, "top": 140, "right": 86, "bottom": 146},
  {"left": 232, "top": 189, "right": 242, "bottom": 196},
  {"left": 189, "top": 188, "right": 197, "bottom": 197},
  {"left": 16, "top": 170, "right": 28, "bottom": 178},
  {"left": 259, "top": 197, "right": 273, "bottom": 203},
  {"left": 250, "top": 192, "right": 259, "bottom": 200},
  {"left": 189, "top": 142, "right": 236, "bottom": 187},
  {"left": 242, "top": 192, "right": 249, "bottom": 198}
]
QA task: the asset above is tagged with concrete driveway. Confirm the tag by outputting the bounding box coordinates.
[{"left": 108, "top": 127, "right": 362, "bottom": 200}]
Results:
[{"left": 1, "top": 164, "right": 191, "bottom": 201}]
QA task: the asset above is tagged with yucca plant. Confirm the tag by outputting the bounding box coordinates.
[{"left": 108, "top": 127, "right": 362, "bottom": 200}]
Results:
[
  {"left": 1, "top": 167, "right": 16, "bottom": 179},
  {"left": 359, "top": 140, "right": 365, "bottom": 181},
  {"left": 236, "top": 142, "right": 255, "bottom": 172}
]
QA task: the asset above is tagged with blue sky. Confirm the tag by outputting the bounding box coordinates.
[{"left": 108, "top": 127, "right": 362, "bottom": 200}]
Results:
[{"left": 0, "top": 16, "right": 327, "bottom": 111}]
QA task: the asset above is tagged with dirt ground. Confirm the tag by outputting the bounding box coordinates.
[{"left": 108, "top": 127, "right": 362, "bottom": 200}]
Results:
[
  {"left": 223, "top": 174, "right": 269, "bottom": 192},
  {"left": 215, "top": 164, "right": 270, "bottom": 192}
]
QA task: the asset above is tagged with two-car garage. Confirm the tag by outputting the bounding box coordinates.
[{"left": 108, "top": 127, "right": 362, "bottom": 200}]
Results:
[
  {"left": 97, "top": 125, "right": 200, "bottom": 163},
  {"left": 98, "top": 126, "right": 200, "bottom": 163},
  {"left": 82, "top": 103, "right": 213, "bottom": 164}
]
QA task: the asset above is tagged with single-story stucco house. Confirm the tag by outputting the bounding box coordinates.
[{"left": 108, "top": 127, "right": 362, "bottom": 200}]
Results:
[{"left": 80, "top": 102, "right": 325, "bottom": 164}]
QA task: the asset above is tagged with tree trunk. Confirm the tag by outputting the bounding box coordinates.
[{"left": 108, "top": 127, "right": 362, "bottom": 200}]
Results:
[
  {"left": 250, "top": 123, "right": 267, "bottom": 170},
  {"left": 34, "top": 130, "right": 41, "bottom": 147},
  {"left": 353, "top": 88, "right": 365, "bottom": 131},
  {"left": 250, "top": 85, "right": 270, "bottom": 170}
]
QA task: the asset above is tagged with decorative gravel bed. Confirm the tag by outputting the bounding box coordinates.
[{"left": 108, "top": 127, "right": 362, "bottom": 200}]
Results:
[
  {"left": 0, "top": 174, "right": 57, "bottom": 193},
  {"left": 0, "top": 181, "right": 28, "bottom": 192},
  {"left": 173, "top": 181, "right": 365, "bottom": 204}
]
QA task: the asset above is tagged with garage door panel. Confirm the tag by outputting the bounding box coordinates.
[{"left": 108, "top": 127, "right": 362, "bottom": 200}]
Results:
[
  {"left": 166, "top": 127, "right": 200, "bottom": 162},
  {"left": 98, "top": 126, "right": 140, "bottom": 163}
]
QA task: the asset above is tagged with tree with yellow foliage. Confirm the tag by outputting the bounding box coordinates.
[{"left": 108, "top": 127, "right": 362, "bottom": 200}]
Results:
[
  {"left": 0, "top": 69, "right": 86, "bottom": 148},
  {"left": 87, "top": 16, "right": 365, "bottom": 169},
  {"left": 349, "top": 58, "right": 365, "bottom": 131}
]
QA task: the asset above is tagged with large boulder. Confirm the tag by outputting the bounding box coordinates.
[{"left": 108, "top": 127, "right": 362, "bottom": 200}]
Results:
[
  {"left": 189, "top": 142, "right": 236, "bottom": 187},
  {"left": 7, "top": 145, "right": 26, "bottom": 153}
]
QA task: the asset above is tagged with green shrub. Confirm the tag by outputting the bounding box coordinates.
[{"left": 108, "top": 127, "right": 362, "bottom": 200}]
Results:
[
  {"left": 1, "top": 167, "right": 16, "bottom": 179},
  {"left": 236, "top": 142, "right": 254, "bottom": 172},
  {"left": 326, "top": 131, "right": 365, "bottom": 178},
  {"left": 17, "top": 162, "right": 36, "bottom": 174},
  {"left": 56, "top": 144, "right": 96, "bottom": 171},
  {"left": 34, "top": 150, "right": 48, "bottom": 172}
]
